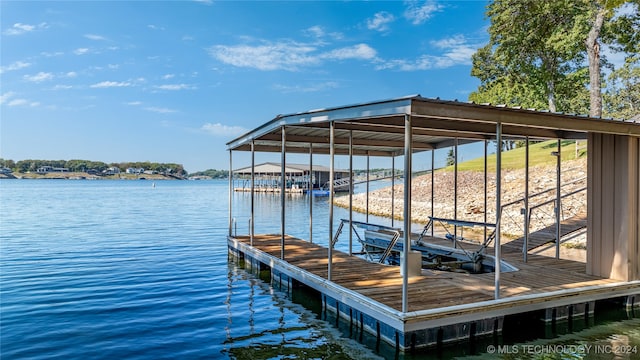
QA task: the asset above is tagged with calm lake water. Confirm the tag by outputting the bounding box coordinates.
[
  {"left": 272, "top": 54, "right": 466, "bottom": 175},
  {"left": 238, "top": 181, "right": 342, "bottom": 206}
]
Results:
[{"left": 1, "top": 179, "right": 638, "bottom": 359}]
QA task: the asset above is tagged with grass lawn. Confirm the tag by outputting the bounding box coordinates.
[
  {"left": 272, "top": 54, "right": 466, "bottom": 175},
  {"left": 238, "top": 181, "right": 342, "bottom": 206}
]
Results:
[{"left": 445, "top": 139, "right": 586, "bottom": 172}]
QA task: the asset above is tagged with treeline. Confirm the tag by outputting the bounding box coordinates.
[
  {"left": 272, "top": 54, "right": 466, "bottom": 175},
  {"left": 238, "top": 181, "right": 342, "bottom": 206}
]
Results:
[
  {"left": 0, "top": 158, "right": 186, "bottom": 176},
  {"left": 188, "top": 169, "right": 228, "bottom": 179}
]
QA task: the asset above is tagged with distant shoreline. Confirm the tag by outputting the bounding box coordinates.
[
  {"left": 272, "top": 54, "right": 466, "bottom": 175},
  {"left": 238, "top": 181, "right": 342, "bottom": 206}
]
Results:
[{"left": 0, "top": 171, "right": 184, "bottom": 180}]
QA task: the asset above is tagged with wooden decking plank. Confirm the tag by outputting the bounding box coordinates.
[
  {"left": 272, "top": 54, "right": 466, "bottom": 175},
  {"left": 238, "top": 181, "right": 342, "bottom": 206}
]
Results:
[{"left": 232, "top": 234, "right": 623, "bottom": 313}]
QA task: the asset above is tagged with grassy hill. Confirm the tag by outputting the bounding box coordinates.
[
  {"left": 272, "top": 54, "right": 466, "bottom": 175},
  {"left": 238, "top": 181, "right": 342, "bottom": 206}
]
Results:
[{"left": 446, "top": 139, "right": 587, "bottom": 172}]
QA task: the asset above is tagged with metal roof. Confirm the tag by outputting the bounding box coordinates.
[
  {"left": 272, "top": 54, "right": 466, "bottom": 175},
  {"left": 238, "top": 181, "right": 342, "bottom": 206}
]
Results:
[
  {"left": 233, "top": 162, "right": 349, "bottom": 175},
  {"left": 227, "top": 95, "right": 640, "bottom": 156}
]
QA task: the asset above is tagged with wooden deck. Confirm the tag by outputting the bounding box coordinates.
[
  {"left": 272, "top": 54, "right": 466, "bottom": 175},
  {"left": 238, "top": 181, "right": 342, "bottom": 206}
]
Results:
[{"left": 231, "top": 234, "right": 625, "bottom": 313}]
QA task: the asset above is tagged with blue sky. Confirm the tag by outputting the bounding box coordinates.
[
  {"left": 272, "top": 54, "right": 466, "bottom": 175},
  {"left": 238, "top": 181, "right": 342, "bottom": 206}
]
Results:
[{"left": 1, "top": 0, "right": 490, "bottom": 172}]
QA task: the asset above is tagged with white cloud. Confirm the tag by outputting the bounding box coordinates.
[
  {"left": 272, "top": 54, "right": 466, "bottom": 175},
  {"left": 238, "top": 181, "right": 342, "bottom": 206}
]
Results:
[
  {"left": 147, "top": 24, "right": 165, "bottom": 31},
  {"left": 74, "top": 48, "right": 90, "bottom": 55},
  {"left": 126, "top": 101, "right": 142, "bottom": 106},
  {"left": 376, "top": 34, "right": 477, "bottom": 71},
  {"left": 201, "top": 122, "right": 248, "bottom": 137},
  {"left": 0, "top": 60, "right": 31, "bottom": 74},
  {"left": 1, "top": 93, "right": 39, "bottom": 107},
  {"left": 209, "top": 39, "right": 378, "bottom": 71},
  {"left": 162, "top": 74, "right": 175, "bottom": 79},
  {"left": 84, "top": 34, "right": 107, "bottom": 41},
  {"left": 3, "top": 22, "right": 47, "bottom": 35},
  {"left": 90, "top": 81, "right": 132, "bottom": 88},
  {"left": 7, "top": 99, "right": 28, "bottom": 106},
  {"left": 273, "top": 81, "right": 339, "bottom": 93},
  {"left": 145, "top": 106, "right": 177, "bottom": 114},
  {"left": 209, "top": 41, "right": 319, "bottom": 71},
  {"left": 41, "top": 51, "right": 64, "bottom": 57},
  {"left": 404, "top": 0, "right": 444, "bottom": 25},
  {"left": 52, "top": 84, "right": 73, "bottom": 90},
  {"left": 305, "top": 25, "right": 325, "bottom": 39},
  {"left": 24, "top": 72, "right": 54, "bottom": 82},
  {"left": 321, "top": 44, "right": 377, "bottom": 60},
  {"left": 155, "top": 84, "right": 196, "bottom": 91},
  {"left": 0, "top": 92, "right": 16, "bottom": 104},
  {"left": 367, "top": 12, "right": 395, "bottom": 32},
  {"left": 65, "top": 71, "right": 78, "bottom": 78},
  {"left": 303, "top": 25, "right": 343, "bottom": 41},
  {"left": 193, "top": 0, "right": 213, "bottom": 5}
]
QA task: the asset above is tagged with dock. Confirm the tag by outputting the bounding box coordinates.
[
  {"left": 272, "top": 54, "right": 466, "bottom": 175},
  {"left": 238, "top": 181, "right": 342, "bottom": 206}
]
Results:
[
  {"left": 225, "top": 96, "right": 640, "bottom": 352},
  {"left": 228, "top": 234, "right": 639, "bottom": 350}
]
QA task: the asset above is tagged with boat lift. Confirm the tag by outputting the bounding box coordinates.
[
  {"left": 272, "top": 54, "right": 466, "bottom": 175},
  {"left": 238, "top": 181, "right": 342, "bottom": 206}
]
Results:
[{"left": 332, "top": 219, "right": 401, "bottom": 263}]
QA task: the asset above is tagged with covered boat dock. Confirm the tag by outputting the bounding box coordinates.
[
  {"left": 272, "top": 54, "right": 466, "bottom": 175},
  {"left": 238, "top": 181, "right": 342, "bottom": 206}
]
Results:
[{"left": 225, "top": 95, "right": 640, "bottom": 351}]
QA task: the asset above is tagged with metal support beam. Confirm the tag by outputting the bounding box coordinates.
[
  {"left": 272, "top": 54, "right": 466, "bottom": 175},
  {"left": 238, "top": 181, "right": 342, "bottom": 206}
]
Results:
[
  {"left": 524, "top": 137, "right": 529, "bottom": 262},
  {"left": 366, "top": 152, "right": 370, "bottom": 223},
  {"left": 391, "top": 155, "right": 395, "bottom": 227},
  {"left": 431, "top": 148, "right": 435, "bottom": 237},
  {"left": 484, "top": 140, "right": 488, "bottom": 242},
  {"left": 556, "top": 139, "right": 562, "bottom": 259},
  {"left": 495, "top": 123, "right": 502, "bottom": 300},
  {"left": 309, "top": 143, "right": 313, "bottom": 243},
  {"left": 250, "top": 140, "right": 255, "bottom": 246},
  {"left": 281, "top": 127, "right": 286, "bottom": 260},
  {"left": 402, "top": 114, "right": 412, "bottom": 313},
  {"left": 454, "top": 138, "right": 458, "bottom": 248},
  {"left": 228, "top": 150, "right": 233, "bottom": 237},
  {"left": 349, "top": 130, "right": 353, "bottom": 256},
  {"left": 329, "top": 121, "right": 335, "bottom": 281}
]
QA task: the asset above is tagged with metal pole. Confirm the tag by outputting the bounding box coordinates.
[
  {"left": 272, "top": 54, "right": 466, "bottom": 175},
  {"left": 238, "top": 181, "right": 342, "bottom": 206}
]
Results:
[
  {"left": 524, "top": 137, "right": 529, "bottom": 262},
  {"left": 495, "top": 123, "right": 502, "bottom": 300},
  {"left": 366, "top": 152, "right": 370, "bottom": 223},
  {"left": 349, "top": 130, "right": 353, "bottom": 255},
  {"left": 250, "top": 140, "right": 255, "bottom": 246},
  {"left": 484, "top": 140, "right": 488, "bottom": 242},
  {"left": 328, "top": 121, "right": 335, "bottom": 281},
  {"left": 556, "top": 139, "right": 561, "bottom": 259},
  {"left": 454, "top": 139, "right": 458, "bottom": 248},
  {"left": 402, "top": 114, "right": 412, "bottom": 313},
  {"left": 309, "top": 143, "right": 313, "bottom": 243},
  {"left": 391, "top": 155, "right": 395, "bottom": 227},
  {"left": 281, "top": 126, "right": 286, "bottom": 260},
  {"left": 228, "top": 150, "right": 233, "bottom": 237},
  {"left": 431, "top": 148, "right": 435, "bottom": 237}
]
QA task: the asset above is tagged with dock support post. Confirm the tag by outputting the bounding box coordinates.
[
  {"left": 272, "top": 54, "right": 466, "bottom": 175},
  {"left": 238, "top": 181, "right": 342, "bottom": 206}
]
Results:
[
  {"left": 556, "top": 139, "right": 562, "bottom": 259},
  {"left": 454, "top": 138, "right": 458, "bottom": 248},
  {"left": 524, "top": 136, "right": 529, "bottom": 262},
  {"left": 495, "top": 123, "right": 502, "bottom": 300},
  {"left": 366, "top": 151, "right": 370, "bottom": 223},
  {"left": 402, "top": 114, "right": 412, "bottom": 313},
  {"left": 309, "top": 143, "right": 313, "bottom": 243},
  {"left": 329, "top": 121, "right": 335, "bottom": 281},
  {"left": 251, "top": 140, "right": 255, "bottom": 246},
  {"left": 431, "top": 148, "right": 435, "bottom": 237},
  {"left": 228, "top": 150, "right": 233, "bottom": 237},
  {"left": 484, "top": 140, "right": 488, "bottom": 242},
  {"left": 281, "top": 126, "right": 286, "bottom": 260},
  {"left": 349, "top": 131, "right": 353, "bottom": 255},
  {"left": 391, "top": 155, "right": 395, "bottom": 227}
]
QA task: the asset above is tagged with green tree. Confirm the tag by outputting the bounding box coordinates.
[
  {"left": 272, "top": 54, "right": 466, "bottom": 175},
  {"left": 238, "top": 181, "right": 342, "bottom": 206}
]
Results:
[
  {"left": 471, "top": 0, "right": 638, "bottom": 116},
  {"left": 446, "top": 149, "right": 456, "bottom": 166},
  {"left": 604, "top": 55, "right": 640, "bottom": 119},
  {"left": 471, "top": 0, "right": 587, "bottom": 112}
]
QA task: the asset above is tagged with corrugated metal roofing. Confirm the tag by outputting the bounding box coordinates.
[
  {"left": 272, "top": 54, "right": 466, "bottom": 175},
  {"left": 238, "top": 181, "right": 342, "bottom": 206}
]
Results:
[{"left": 227, "top": 95, "right": 640, "bottom": 156}]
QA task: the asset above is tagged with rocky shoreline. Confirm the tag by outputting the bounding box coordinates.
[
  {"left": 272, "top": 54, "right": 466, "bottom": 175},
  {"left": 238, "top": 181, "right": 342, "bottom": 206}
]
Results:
[{"left": 334, "top": 157, "right": 588, "bottom": 239}]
